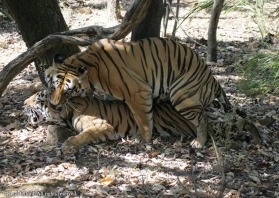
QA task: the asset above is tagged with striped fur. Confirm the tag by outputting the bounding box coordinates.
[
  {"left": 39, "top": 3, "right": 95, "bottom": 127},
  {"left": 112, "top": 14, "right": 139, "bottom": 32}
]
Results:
[
  {"left": 24, "top": 91, "right": 261, "bottom": 151},
  {"left": 24, "top": 90, "right": 196, "bottom": 151},
  {"left": 45, "top": 38, "right": 231, "bottom": 147}
]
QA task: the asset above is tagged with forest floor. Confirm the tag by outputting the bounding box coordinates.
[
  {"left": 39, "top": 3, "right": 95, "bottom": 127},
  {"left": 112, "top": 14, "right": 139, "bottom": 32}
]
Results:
[{"left": 0, "top": 0, "right": 279, "bottom": 197}]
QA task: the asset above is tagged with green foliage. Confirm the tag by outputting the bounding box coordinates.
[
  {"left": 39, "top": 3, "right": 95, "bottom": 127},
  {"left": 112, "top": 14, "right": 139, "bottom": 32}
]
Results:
[{"left": 237, "top": 51, "right": 279, "bottom": 95}]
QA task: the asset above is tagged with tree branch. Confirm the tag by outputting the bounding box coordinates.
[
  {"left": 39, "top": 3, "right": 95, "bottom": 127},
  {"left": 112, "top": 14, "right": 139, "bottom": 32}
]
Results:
[{"left": 0, "top": 0, "right": 151, "bottom": 97}]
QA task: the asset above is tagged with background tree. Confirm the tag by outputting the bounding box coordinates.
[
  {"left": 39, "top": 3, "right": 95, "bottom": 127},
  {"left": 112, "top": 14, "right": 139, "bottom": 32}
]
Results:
[
  {"left": 207, "top": 0, "right": 225, "bottom": 63},
  {"left": 3, "top": 0, "right": 80, "bottom": 84},
  {"left": 131, "top": 0, "right": 165, "bottom": 41}
]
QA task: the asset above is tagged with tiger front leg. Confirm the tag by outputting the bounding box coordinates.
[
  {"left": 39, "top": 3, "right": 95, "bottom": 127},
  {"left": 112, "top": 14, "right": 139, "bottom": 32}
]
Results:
[
  {"left": 127, "top": 90, "right": 153, "bottom": 142},
  {"left": 62, "top": 120, "right": 116, "bottom": 154}
]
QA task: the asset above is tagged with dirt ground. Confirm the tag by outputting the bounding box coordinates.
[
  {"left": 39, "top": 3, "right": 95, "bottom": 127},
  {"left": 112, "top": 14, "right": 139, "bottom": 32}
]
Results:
[{"left": 0, "top": 0, "right": 278, "bottom": 197}]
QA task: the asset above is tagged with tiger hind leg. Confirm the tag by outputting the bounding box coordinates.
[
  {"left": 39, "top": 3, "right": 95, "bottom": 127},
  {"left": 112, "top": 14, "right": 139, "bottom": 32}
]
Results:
[
  {"left": 174, "top": 106, "right": 208, "bottom": 148},
  {"left": 171, "top": 95, "right": 208, "bottom": 148},
  {"left": 190, "top": 115, "right": 208, "bottom": 148}
]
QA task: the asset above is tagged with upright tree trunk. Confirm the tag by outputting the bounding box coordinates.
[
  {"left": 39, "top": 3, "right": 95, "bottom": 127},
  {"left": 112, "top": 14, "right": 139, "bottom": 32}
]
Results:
[
  {"left": 207, "top": 0, "right": 224, "bottom": 63},
  {"left": 131, "top": 0, "right": 165, "bottom": 41},
  {"left": 4, "top": 0, "right": 80, "bottom": 85}
]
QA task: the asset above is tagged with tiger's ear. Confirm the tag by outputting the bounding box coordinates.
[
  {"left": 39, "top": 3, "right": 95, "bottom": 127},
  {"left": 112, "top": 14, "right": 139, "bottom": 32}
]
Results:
[
  {"left": 53, "top": 54, "right": 66, "bottom": 64},
  {"left": 24, "top": 93, "right": 37, "bottom": 106}
]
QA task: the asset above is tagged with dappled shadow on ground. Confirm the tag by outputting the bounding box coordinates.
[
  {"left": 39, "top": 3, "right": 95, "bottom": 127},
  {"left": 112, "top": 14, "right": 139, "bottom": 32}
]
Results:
[{"left": 0, "top": 127, "right": 278, "bottom": 197}]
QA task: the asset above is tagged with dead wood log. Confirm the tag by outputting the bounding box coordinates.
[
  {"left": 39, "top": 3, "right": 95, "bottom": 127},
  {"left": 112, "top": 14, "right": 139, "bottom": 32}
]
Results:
[{"left": 0, "top": 0, "right": 151, "bottom": 97}]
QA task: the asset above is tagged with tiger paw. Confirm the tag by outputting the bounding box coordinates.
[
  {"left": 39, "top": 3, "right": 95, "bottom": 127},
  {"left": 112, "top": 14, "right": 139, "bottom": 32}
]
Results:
[
  {"left": 190, "top": 139, "right": 205, "bottom": 148},
  {"left": 62, "top": 136, "right": 81, "bottom": 154},
  {"left": 135, "top": 133, "right": 152, "bottom": 143}
]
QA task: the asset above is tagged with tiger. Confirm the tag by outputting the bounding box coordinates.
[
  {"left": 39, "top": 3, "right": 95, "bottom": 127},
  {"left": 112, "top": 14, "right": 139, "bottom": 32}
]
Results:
[
  {"left": 24, "top": 90, "right": 261, "bottom": 152},
  {"left": 45, "top": 37, "right": 232, "bottom": 148},
  {"left": 24, "top": 90, "right": 196, "bottom": 152}
]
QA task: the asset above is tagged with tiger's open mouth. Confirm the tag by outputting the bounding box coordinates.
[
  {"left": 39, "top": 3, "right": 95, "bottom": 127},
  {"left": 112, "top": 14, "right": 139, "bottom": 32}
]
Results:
[{"left": 23, "top": 106, "right": 42, "bottom": 124}]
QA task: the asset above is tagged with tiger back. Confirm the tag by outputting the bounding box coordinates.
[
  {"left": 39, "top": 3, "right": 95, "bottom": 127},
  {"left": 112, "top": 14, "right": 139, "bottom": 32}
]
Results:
[{"left": 45, "top": 38, "right": 232, "bottom": 147}]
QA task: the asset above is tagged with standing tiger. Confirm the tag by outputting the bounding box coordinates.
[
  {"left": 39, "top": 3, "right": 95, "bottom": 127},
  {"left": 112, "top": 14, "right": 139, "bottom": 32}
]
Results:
[{"left": 45, "top": 37, "right": 231, "bottom": 148}]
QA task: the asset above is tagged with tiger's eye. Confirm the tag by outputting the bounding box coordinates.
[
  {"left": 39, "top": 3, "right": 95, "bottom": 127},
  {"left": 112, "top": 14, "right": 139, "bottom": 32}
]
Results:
[
  {"left": 77, "top": 67, "right": 86, "bottom": 74},
  {"left": 54, "top": 54, "right": 66, "bottom": 63}
]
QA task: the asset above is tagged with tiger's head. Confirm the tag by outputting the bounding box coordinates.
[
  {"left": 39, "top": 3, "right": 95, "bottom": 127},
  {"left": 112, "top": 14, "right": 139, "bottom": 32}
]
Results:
[
  {"left": 45, "top": 54, "right": 91, "bottom": 105},
  {"left": 24, "top": 90, "right": 62, "bottom": 125}
]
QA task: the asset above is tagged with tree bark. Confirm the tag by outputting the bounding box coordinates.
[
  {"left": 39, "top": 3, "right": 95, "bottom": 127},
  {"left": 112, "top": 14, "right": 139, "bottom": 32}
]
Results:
[
  {"left": 4, "top": 0, "right": 80, "bottom": 84},
  {"left": 131, "top": 0, "right": 165, "bottom": 41},
  {"left": 207, "top": 0, "right": 224, "bottom": 63}
]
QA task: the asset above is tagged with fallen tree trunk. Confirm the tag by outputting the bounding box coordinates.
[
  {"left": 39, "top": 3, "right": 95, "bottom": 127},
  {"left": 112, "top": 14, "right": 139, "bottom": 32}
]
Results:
[{"left": 0, "top": 0, "right": 151, "bottom": 97}]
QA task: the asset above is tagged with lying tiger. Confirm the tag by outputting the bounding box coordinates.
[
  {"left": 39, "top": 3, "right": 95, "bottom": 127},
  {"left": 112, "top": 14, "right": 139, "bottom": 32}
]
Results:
[
  {"left": 45, "top": 37, "right": 232, "bottom": 148},
  {"left": 24, "top": 90, "right": 196, "bottom": 152},
  {"left": 24, "top": 90, "right": 261, "bottom": 152}
]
